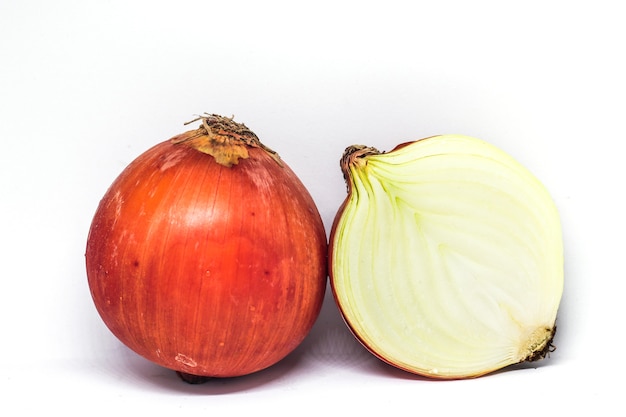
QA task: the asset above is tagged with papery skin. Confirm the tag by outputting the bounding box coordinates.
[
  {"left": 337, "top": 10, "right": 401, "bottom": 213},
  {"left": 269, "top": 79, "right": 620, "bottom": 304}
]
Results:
[{"left": 86, "top": 136, "right": 327, "bottom": 378}]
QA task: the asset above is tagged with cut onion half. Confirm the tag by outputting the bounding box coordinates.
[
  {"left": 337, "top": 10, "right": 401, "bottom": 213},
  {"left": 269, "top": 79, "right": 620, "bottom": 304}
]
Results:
[{"left": 329, "top": 135, "right": 564, "bottom": 379}]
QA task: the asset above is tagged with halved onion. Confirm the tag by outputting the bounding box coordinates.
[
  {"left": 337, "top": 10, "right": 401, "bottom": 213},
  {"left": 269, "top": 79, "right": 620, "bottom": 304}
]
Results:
[{"left": 330, "top": 135, "right": 563, "bottom": 379}]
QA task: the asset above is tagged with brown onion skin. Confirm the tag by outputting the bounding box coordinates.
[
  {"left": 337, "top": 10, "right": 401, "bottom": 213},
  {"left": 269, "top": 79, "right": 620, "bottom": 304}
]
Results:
[{"left": 86, "top": 128, "right": 327, "bottom": 379}]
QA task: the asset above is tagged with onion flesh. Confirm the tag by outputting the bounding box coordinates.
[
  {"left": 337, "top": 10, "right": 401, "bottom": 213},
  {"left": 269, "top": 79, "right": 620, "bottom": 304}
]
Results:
[{"left": 330, "top": 135, "right": 563, "bottom": 379}]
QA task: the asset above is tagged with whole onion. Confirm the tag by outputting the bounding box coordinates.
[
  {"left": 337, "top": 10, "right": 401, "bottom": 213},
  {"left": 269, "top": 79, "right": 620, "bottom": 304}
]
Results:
[
  {"left": 86, "top": 114, "right": 327, "bottom": 382},
  {"left": 329, "top": 135, "right": 563, "bottom": 379}
]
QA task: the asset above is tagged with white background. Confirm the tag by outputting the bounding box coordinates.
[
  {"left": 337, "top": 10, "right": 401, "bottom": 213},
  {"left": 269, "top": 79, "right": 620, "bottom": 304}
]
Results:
[{"left": 1, "top": 0, "right": 624, "bottom": 414}]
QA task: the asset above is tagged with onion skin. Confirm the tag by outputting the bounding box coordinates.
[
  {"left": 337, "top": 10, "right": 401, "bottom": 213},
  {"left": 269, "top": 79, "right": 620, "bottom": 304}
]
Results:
[{"left": 85, "top": 115, "right": 327, "bottom": 380}]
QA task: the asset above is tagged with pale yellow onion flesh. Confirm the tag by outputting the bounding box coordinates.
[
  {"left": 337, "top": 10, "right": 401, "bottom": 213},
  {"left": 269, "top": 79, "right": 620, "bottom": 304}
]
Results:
[{"left": 330, "top": 135, "right": 563, "bottom": 379}]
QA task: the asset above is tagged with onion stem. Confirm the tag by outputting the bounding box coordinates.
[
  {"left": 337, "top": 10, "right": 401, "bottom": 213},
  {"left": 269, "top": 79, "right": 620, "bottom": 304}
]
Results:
[{"left": 171, "top": 113, "right": 282, "bottom": 167}]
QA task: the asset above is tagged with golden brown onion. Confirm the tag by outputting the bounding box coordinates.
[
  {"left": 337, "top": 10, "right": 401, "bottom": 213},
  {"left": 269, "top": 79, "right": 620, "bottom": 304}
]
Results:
[{"left": 86, "top": 114, "right": 327, "bottom": 382}]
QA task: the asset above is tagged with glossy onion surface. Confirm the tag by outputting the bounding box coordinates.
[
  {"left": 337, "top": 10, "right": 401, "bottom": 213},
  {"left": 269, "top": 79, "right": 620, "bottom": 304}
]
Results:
[
  {"left": 86, "top": 119, "right": 327, "bottom": 379},
  {"left": 330, "top": 135, "right": 563, "bottom": 379}
]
